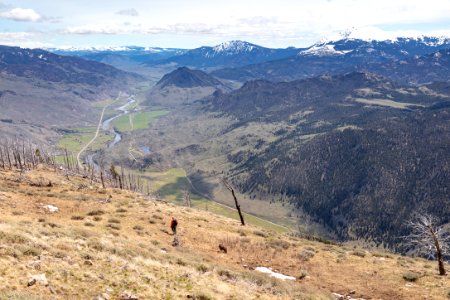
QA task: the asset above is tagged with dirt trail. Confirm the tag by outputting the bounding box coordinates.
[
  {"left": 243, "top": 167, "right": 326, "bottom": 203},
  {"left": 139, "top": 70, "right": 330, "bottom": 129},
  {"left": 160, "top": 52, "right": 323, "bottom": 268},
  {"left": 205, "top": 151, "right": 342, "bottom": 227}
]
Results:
[{"left": 76, "top": 93, "right": 121, "bottom": 168}]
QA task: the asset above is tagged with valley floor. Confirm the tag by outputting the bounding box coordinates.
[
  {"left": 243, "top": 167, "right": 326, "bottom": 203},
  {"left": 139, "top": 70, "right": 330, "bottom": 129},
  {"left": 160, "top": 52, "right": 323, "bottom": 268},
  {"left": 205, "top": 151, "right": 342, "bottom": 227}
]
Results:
[{"left": 0, "top": 167, "right": 449, "bottom": 299}]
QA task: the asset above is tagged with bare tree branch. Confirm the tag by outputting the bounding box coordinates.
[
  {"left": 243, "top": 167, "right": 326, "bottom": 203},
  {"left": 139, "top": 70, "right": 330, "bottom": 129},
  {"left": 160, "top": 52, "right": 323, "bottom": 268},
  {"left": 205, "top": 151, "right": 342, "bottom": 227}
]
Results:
[{"left": 403, "top": 214, "right": 449, "bottom": 275}]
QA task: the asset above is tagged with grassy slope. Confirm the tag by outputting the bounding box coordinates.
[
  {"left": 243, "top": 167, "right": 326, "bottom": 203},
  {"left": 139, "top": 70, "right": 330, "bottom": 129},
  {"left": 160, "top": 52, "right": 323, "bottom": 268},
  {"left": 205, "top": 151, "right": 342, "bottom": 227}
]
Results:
[
  {"left": 113, "top": 110, "right": 170, "bottom": 132},
  {"left": 57, "top": 127, "right": 113, "bottom": 153},
  {"left": 0, "top": 168, "right": 449, "bottom": 300},
  {"left": 129, "top": 168, "right": 288, "bottom": 233}
]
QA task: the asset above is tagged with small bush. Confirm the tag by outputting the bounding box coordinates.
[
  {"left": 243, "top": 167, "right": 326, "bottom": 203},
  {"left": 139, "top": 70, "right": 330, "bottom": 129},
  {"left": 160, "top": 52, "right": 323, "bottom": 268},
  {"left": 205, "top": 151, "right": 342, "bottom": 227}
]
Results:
[
  {"left": 196, "top": 264, "right": 209, "bottom": 273},
  {"left": 352, "top": 250, "right": 367, "bottom": 258},
  {"left": 71, "top": 215, "right": 84, "bottom": 220},
  {"left": 37, "top": 218, "right": 46, "bottom": 223},
  {"left": 53, "top": 251, "right": 67, "bottom": 259},
  {"left": 87, "top": 209, "right": 105, "bottom": 216},
  {"left": 116, "top": 208, "right": 127, "bottom": 213},
  {"left": 268, "top": 239, "right": 290, "bottom": 250},
  {"left": 253, "top": 230, "right": 268, "bottom": 238},
  {"left": 298, "top": 249, "right": 315, "bottom": 261},
  {"left": 0, "top": 291, "right": 41, "bottom": 300},
  {"left": 84, "top": 222, "right": 95, "bottom": 227},
  {"left": 106, "top": 223, "right": 121, "bottom": 230},
  {"left": 193, "top": 292, "right": 212, "bottom": 300},
  {"left": 108, "top": 218, "right": 121, "bottom": 224},
  {"left": 176, "top": 258, "right": 186, "bottom": 266},
  {"left": 303, "top": 246, "right": 316, "bottom": 253},
  {"left": 46, "top": 222, "right": 59, "bottom": 228},
  {"left": 217, "top": 268, "right": 236, "bottom": 280},
  {"left": 18, "top": 245, "right": 41, "bottom": 257},
  {"left": 81, "top": 253, "right": 94, "bottom": 260},
  {"left": 152, "top": 214, "right": 163, "bottom": 220},
  {"left": 0, "top": 232, "right": 29, "bottom": 244},
  {"left": 88, "top": 240, "right": 103, "bottom": 251},
  {"left": 93, "top": 216, "right": 102, "bottom": 222},
  {"left": 133, "top": 225, "right": 143, "bottom": 231},
  {"left": 403, "top": 271, "right": 420, "bottom": 282},
  {"left": 238, "top": 229, "right": 246, "bottom": 236},
  {"left": 151, "top": 240, "right": 160, "bottom": 246},
  {"left": 298, "top": 270, "right": 308, "bottom": 280}
]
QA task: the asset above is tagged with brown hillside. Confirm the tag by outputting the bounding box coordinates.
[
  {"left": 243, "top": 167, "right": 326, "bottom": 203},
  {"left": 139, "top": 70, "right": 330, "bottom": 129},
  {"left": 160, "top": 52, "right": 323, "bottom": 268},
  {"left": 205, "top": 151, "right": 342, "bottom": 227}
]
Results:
[{"left": 0, "top": 167, "right": 448, "bottom": 299}]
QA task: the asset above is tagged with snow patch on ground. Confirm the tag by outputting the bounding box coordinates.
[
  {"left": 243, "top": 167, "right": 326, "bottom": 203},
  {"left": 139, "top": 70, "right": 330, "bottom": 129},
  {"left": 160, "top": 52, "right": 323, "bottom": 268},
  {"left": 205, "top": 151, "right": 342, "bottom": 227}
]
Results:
[
  {"left": 255, "top": 267, "right": 296, "bottom": 280},
  {"left": 43, "top": 204, "right": 59, "bottom": 213}
]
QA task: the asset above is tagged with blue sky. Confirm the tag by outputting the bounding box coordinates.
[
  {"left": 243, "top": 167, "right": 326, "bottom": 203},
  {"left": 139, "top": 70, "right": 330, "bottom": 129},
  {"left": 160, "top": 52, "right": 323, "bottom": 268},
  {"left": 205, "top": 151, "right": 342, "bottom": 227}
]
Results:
[{"left": 1, "top": 0, "right": 450, "bottom": 49}]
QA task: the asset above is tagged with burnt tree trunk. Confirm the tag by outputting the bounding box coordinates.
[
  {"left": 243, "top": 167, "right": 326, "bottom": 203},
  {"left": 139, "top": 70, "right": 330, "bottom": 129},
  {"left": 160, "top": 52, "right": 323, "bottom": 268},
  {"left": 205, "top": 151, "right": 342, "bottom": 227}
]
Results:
[
  {"left": 223, "top": 179, "right": 245, "bottom": 226},
  {"left": 429, "top": 225, "right": 446, "bottom": 275}
]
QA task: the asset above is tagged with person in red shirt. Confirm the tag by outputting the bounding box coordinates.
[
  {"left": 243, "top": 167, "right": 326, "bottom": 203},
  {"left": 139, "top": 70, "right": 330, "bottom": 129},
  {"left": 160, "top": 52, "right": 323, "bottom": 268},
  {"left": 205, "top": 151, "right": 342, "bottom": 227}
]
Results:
[{"left": 170, "top": 217, "right": 178, "bottom": 235}]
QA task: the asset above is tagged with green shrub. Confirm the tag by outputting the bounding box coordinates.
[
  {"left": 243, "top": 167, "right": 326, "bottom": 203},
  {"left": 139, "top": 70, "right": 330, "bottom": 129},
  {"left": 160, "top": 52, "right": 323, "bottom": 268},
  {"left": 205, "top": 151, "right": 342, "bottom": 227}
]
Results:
[{"left": 403, "top": 271, "right": 420, "bottom": 282}]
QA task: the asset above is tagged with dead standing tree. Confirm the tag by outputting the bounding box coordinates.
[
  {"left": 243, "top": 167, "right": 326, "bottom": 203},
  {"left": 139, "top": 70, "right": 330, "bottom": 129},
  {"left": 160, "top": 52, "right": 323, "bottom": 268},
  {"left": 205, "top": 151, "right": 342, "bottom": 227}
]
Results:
[
  {"left": 222, "top": 178, "right": 245, "bottom": 226},
  {"left": 183, "top": 189, "right": 191, "bottom": 208},
  {"left": 405, "top": 214, "right": 449, "bottom": 275}
]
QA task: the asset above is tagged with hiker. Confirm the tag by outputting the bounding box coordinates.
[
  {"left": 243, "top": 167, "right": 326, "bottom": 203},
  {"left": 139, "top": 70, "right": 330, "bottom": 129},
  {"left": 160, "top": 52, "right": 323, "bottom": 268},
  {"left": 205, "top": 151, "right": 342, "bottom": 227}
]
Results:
[{"left": 170, "top": 217, "right": 178, "bottom": 235}]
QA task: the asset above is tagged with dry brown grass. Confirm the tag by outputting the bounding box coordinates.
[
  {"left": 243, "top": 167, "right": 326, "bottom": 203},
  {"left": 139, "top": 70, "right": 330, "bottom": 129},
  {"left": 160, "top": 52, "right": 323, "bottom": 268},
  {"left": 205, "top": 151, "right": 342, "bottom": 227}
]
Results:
[{"left": 0, "top": 167, "right": 448, "bottom": 299}]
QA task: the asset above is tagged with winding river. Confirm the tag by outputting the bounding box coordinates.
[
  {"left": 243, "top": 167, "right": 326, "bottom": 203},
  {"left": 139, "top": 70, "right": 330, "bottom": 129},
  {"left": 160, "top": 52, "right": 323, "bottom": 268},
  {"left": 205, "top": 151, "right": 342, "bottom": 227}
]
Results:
[{"left": 84, "top": 95, "right": 135, "bottom": 169}]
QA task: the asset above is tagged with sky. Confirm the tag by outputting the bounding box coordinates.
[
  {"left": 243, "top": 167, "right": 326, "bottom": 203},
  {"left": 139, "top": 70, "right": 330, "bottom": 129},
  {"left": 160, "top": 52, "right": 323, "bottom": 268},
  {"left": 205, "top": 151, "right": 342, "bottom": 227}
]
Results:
[{"left": 1, "top": 0, "right": 450, "bottom": 49}]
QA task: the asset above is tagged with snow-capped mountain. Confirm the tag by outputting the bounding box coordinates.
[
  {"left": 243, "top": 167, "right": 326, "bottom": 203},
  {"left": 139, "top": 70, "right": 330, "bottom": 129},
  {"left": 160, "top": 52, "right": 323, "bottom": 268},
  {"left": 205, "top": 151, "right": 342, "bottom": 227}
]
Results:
[
  {"left": 211, "top": 40, "right": 258, "bottom": 56},
  {"left": 47, "top": 46, "right": 186, "bottom": 66},
  {"left": 147, "top": 40, "right": 301, "bottom": 69},
  {"left": 213, "top": 35, "right": 450, "bottom": 84},
  {"left": 298, "top": 35, "right": 450, "bottom": 58},
  {"left": 48, "top": 46, "right": 183, "bottom": 54}
]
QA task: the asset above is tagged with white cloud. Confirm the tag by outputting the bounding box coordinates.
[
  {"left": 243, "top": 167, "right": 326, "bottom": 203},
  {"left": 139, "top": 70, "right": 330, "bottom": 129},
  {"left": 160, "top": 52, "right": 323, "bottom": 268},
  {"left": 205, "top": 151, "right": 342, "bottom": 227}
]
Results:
[
  {"left": 0, "top": 32, "right": 53, "bottom": 48},
  {"left": 6, "top": 0, "right": 450, "bottom": 48},
  {"left": 0, "top": 8, "right": 42, "bottom": 22},
  {"left": 116, "top": 9, "right": 139, "bottom": 17}
]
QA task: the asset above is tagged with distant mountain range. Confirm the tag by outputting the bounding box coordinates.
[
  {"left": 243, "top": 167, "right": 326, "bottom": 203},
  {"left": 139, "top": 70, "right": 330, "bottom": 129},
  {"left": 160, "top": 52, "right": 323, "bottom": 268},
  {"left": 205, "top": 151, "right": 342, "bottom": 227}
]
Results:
[
  {"left": 212, "top": 37, "right": 450, "bottom": 83},
  {"left": 47, "top": 41, "right": 302, "bottom": 73},
  {"left": 47, "top": 37, "right": 450, "bottom": 85},
  {"left": 145, "top": 40, "right": 301, "bottom": 69},
  {"left": 51, "top": 46, "right": 185, "bottom": 65}
]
